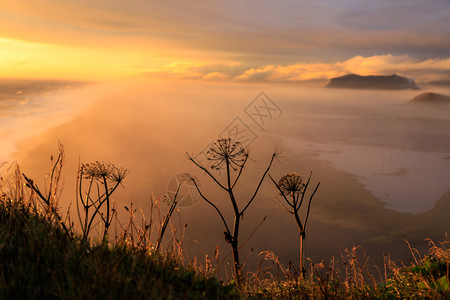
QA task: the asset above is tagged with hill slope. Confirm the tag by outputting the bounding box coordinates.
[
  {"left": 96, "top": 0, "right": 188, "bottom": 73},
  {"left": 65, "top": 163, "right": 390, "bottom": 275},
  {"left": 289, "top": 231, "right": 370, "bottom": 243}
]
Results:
[
  {"left": 0, "top": 201, "right": 236, "bottom": 299},
  {"left": 410, "top": 92, "right": 450, "bottom": 104}
]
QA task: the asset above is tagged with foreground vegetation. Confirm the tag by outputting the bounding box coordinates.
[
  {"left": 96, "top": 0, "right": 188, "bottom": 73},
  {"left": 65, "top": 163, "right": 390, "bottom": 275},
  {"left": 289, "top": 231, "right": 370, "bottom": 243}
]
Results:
[
  {"left": 0, "top": 154, "right": 449, "bottom": 298},
  {"left": 0, "top": 198, "right": 237, "bottom": 299}
]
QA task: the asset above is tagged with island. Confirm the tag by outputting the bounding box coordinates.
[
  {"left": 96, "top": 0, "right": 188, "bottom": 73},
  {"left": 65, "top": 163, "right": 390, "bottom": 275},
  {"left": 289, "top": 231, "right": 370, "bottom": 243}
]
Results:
[
  {"left": 409, "top": 92, "right": 450, "bottom": 104},
  {"left": 326, "top": 74, "right": 420, "bottom": 90}
]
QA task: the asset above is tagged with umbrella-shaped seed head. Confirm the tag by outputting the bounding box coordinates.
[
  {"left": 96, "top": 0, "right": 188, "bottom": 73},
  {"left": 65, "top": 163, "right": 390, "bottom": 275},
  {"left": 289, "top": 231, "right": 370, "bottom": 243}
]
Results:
[
  {"left": 277, "top": 173, "right": 305, "bottom": 196},
  {"left": 80, "top": 161, "right": 128, "bottom": 184},
  {"left": 206, "top": 138, "right": 248, "bottom": 171}
]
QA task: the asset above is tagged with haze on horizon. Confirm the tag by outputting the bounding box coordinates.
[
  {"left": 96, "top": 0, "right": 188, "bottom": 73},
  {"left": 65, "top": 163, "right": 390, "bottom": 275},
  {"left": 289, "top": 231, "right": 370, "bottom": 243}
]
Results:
[{"left": 0, "top": 0, "right": 449, "bottom": 84}]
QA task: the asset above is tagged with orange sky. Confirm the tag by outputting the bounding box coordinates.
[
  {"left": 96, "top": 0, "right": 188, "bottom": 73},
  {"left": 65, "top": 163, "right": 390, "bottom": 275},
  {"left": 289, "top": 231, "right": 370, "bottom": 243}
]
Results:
[{"left": 1, "top": 0, "right": 449, "bottom": 83}]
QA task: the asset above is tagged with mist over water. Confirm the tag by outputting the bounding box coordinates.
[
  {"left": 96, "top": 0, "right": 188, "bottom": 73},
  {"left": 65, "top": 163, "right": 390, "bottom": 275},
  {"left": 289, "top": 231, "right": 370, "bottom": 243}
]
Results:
[
  {"left": 288, "top": 141, "right": 450, "bottom": 213},
  {"left": 0, "top": 79, "right": 99, "bottom": 160},
  {"left": 3, "top": 79, "right": 450, "bottom": 269}
]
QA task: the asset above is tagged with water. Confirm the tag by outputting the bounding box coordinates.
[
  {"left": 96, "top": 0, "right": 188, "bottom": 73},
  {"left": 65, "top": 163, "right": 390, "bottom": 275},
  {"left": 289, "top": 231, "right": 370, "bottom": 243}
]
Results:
[
  {"left": 282, "top": 138, "right": 450, "bottom": 213},
  {"left": 0, "top": 79, "right": 104, "bottom": 161}
]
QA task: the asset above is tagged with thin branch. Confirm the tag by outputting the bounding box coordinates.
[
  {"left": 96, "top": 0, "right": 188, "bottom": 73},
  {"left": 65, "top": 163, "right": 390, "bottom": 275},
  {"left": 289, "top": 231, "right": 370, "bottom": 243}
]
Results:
[
  {"left": 23, "top": 174, "right": 47, "bottom": 204},
  {"left": 156, "top": 179, "right": 182, "bottom": 252},
  {"left": 94, "top": 181, "right": 121, "bottom": 209},
  {"left": 303, "top": 182, "right": 320, "bottom": 231},
  {"left": 22, "top": 173, "right": 69, "bottom": 234},
  {"left": 297, "top": 172, "right": 312, "bottom": 211},
  {"left": 87, "top": 199, "right": 108, "bottom": 228},
  {"left": 188, "top": 175, "right": 231, "bottom": 234},
  {"left": 86, "top": 181, "right": 120, "bottom": 235},
  {"left": 84, "top": 178, "right": 95, "bottom": 207},
  {"left": 269, "top": 174, "right": 294, "bottom": 209},
  {"left": 241, "top": 152, "right": 277, "bottom": 215},
  {"left": 186, "top": 152, "right": 227, "bottom": 191},
  {"left": 76, "top": 166, "right": 84, "bottom": 233},
  {"left": 103, "top": 175, "right": 110, "bottom": 239},
  {"left": 238, "top": 216, "right": 267, "bottom": 249},
  {"left": 273, "top": 196, "right": 293, "bottom": 214},
  {"left": 231, "top": 155, "right": 249, "bottom": 189},
  {"left": 47, "top": 151, "right": 62, "bottom": 202}
]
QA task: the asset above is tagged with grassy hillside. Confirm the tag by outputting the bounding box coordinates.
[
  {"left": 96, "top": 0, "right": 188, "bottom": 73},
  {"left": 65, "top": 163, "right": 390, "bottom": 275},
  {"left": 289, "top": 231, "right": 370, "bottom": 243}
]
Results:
[{"left": 0, "top": 200, "right": 237, "bottom": 299}]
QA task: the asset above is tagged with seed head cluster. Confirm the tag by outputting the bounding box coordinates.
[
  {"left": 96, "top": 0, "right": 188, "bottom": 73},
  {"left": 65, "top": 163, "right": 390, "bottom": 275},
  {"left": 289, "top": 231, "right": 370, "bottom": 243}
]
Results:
[
  {"left": 206, "top": 138, "right": 248, "bottom": 171},
  {"left": 80, "top": 161, "right": 128, "bottom": 184},
  {"left": 277, "top": 173, "right": 305, "bottom": 196}
]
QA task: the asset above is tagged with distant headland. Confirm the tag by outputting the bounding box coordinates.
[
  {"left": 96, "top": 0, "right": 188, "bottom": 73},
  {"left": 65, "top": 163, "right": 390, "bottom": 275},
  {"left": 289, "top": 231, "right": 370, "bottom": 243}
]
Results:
[
  {"left": 409, "top": 92, "right": 450, "bottom": 105},
  {"left": 326, "top": 74, "right": 420, "bottom": 90}
]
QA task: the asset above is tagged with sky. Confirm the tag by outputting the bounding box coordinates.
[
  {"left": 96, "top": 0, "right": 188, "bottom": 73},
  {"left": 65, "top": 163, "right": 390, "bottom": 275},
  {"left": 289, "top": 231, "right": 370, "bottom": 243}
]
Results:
[{"left": 1, "top": 0, "right": 449, "bottom": 83}]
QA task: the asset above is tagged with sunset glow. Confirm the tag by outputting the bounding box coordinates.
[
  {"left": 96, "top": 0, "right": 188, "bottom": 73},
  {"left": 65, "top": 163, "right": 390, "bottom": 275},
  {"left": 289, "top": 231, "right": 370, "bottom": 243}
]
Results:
[
  {"left": 1, "top": 0, "right": 448, "bottom": 83},
  {"left": 0, "top": 37, "right": 139, "bottom": 80}
]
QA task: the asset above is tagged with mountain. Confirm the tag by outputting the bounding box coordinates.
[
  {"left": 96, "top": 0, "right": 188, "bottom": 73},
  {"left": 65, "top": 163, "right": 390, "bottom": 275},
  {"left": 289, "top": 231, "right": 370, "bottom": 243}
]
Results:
[
  {"left": 410, "top": 92, "right": 450, "bottom": 104},
  {"left": 326, "top": 74, "right": 420, "bottom": 90}
]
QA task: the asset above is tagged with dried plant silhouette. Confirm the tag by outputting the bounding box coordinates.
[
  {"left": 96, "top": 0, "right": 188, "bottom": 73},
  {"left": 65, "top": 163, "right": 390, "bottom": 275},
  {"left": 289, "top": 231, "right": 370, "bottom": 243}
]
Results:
[
  {"left": 186, "top": 138, "right": 278, "bottom": 283},
  {"left": 118, "top": 198, "right": 154, "bottom": 250},
  {"left": 269, "top": 172, "right": 320, "bottom": 278},
  {"left": 22, "top": 143, "right": 69, "bottom": 235},
  {"left": 155, "top": 179, "right": 183, "bottom": 252},
  {"left": 76, "top": 161, "right": 128, "bottom": 240}
]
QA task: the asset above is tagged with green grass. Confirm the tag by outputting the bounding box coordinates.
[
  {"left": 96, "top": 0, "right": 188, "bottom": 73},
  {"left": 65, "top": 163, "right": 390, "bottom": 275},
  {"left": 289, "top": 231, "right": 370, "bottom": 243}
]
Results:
[{"left": 0, "top": 200, "right": 238, "bottom": 299}]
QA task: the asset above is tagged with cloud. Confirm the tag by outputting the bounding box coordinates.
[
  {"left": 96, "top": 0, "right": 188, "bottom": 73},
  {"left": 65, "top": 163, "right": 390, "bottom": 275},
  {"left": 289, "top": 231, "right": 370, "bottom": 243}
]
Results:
[
  {"left": 160, "top": 55, "right": 450, "bottom": 84},
  {"left": 202, "top": 72, "right": 230, "bottom": 80},
  {"left": 1, "top": 1, "right": 449, "bottom": 81},
  {"left": 1, "top": 0, "right": 449, "bottom": 60},
  {"left": 335, "top": 0, "right": 450, "bottom": 32},
  {"left": 236, "top": 65, "right": 276, "bottom": 81}
]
